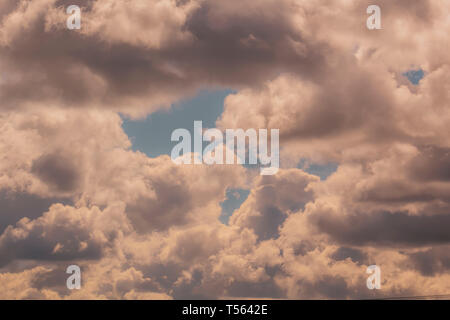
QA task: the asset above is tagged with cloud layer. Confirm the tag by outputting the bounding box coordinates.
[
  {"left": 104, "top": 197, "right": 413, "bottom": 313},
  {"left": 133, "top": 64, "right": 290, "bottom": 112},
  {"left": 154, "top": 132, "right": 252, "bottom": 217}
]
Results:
[{"left": 0, "top": 0, "right": 449, "bottom": 299}]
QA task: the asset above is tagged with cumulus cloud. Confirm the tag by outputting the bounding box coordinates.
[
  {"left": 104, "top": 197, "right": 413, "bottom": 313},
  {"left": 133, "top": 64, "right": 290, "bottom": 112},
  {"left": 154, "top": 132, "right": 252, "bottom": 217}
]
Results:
[
  {"left": 0, "top": 0, "right": 330, "bottom": 117},
  {"left": 230, "top": 169, "right": 318, "bottom": 241},
  {"left": 1, "top": 0, "right": 450, "bottom": 300},
  {"left": 0, "top": 203, "right": 130, "bottom": 267}
]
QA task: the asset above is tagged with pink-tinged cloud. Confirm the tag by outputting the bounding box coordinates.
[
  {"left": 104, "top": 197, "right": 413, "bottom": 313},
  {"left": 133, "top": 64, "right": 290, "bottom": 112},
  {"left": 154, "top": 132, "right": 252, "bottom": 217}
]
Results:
[{"left": 0, "top": 0, "right": 450, "bottom": 299}]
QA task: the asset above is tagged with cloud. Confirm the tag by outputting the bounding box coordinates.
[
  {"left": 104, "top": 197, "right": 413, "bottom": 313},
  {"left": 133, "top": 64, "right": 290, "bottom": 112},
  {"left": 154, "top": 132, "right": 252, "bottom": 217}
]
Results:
[
  {"left": 0, "top": 266, "right": 61, "bottom": 299},
  {"left": 31, "top": 152, "right": 81, "bottom": 192},
  {"left": 1, "top": 0, "right": 450, "bottom": 299},
  {"left": 0, "top": 203, "right": 131, "bottom": 267},
  {"left": 230, "top": 169, "right": 318, "bottom": 241},
  {"left": 408, "top": 246, "right": 450, "bottom": 276},
  {"left": 0, "top": 0, "right": 330, "bottom": 117},
  {"left": 311, "top": 210, "right": 450, "bottom": 246},
  {"left": 0, "top": 191, "right": 69, "bottom": 233}
]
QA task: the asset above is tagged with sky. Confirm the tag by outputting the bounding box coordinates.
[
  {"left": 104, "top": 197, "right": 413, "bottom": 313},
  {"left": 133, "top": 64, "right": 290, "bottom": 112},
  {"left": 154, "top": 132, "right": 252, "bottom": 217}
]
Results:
[
  {"left": 0, "top": 0, "right": 449, "bottom": 300},
  {"left": 121, "top": 89, "right": 246, "bottom": 224},
  {"left": 123, "top": 68, "right": 421, "bottom": 226},
  {"left": 122, "top": 89, "right": 233, "bottom": 158},
  {"left": 121, "top": 89, "right": 346, "bottom": 225}
]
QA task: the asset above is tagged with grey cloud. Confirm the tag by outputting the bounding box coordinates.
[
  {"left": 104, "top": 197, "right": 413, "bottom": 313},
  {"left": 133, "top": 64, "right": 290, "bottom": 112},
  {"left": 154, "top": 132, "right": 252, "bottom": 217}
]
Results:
[
  {"left": 312, "top": 210, "right": 450, "bottom": 246},
  {"left": 30, "top": 264, "right": 81, "bottom": 296},
  {"left": 409, "top": 246, "right": 450, "bottom": 276},
  {"left": 0, "top": 223, "right": 103, "bottom": 267},
  {"left": 0, "top": 0, "right": 17, "bottom": 17},
  {"left": 226, "top": 279, "right": 284, "bottom": 299},
  {"left": 172, "top": 269, "right": 211, "bottom": 300},
  {"left": 0, "top": 191, "right": 70, "bottom": 233},
  {"left": 292, "top": 240, "right": 316, "bottom": 256},
  {"left": 1, "top": 0, "right": 449, "bottom": 300},
  {"left": 408, "top": 145, "right": 450, "bottom": 182},
  {"left": 331, "top": 247, "right": 368, "bottom": 265},
  {"left": 126, "top": 180, "right": 193, "bottom": 233},
  {"left": 356, "top": 181, "right": 439, "bottom": 203},
  {"left": 230, "top": 170, "right": 317, "bottom": 241},
  {"left": 295, "top": 275, "right": 349, "bottom": 299},
  {"left": 31, "top": 152, "right": 81, "bottom": 192},
  {"left": 246, "top": 205, "right": 286, "bottom": 241},
  {"left": 0, "top": 204, "right": 128, "bottom": 267},
  {"left": 0, "top": 0, "right": 334, "bottom": 116}
]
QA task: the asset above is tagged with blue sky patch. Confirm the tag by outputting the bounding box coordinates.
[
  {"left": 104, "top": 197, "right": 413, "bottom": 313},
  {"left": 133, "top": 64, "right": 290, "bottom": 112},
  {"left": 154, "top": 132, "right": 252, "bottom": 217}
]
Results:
[
  {"left": 122, "top": 89, "right": 234, "bottom": 158},
  {"left": 403, "top": 69, "right": 424, "bottom": 85},
  {"left": 219, "top": 188, "right": 250, "bottom": 224},
  {"left": 298, "top": 159, "right": 338, "bottom": 180}
]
